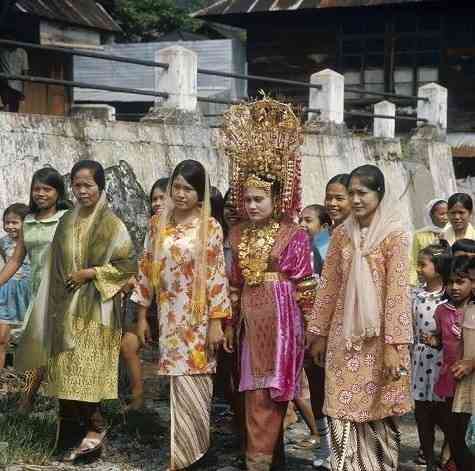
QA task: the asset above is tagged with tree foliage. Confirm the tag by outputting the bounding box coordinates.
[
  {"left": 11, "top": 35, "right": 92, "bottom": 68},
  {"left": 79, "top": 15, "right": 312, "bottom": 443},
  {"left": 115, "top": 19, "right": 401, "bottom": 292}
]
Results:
[{"left": 115, "top": 0, "right": 206, "bottom": 42}]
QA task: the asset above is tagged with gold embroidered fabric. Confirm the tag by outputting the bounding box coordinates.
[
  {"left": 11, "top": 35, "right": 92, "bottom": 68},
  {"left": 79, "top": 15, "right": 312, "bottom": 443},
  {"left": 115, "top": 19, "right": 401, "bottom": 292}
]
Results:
[
  {"left": 94, "top": 264, "right": 127, "bottom": 302},
  {"left": 47, "top": 317, "right": 121, "bottom": 402},
  {"left": 238, "top": 220, "right": 280, "bottom": 287}
]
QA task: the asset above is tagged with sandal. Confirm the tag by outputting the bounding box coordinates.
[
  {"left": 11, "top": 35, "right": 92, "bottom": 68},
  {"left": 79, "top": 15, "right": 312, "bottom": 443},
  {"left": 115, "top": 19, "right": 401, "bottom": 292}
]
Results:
[
  {"left": 63, "top": 431, "right": 106, "bottom": 462},
  {"left": 294, "top": 436, "right": 319, "bottom": 449},
  {"left": 414, "top": 449, "right": 427, "bottom": 465}
]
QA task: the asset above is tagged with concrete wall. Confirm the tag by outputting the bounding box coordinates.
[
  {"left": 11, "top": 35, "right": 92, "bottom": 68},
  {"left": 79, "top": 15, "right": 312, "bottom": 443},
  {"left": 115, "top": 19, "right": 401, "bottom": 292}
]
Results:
[{"left": 0, "top": 111, "right": 456, "bottom": 230}]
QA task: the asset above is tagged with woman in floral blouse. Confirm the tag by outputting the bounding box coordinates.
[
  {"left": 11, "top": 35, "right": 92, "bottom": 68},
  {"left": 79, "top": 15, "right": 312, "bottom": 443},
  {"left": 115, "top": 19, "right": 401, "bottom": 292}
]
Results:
[
  {"left": 308, "top": 164, "right": 412, "bottom": 471},
  {"left": 132, "top": 159, "right": 231, "bottom": 470}
]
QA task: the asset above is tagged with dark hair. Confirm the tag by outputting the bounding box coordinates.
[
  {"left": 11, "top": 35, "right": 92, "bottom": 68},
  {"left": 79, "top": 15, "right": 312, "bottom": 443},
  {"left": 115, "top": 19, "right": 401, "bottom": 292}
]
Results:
[
  {"left": 3, "top": 203, "right": 29, "bottom": 222},
  {"left": 224, "top": 189, "right": 232, "bottom": 205},
  {"left": 449, "top": 255, "right": 473, "bottom": 281},
  {"left": 70, "top": 160, "right": 105, "bottom": 191},
  {"left": 304, "top": 204, "right": 332, "bottom": 226},
  {"left": 210, "top": 186, "right": 225, "bottom": 230},
  {"left": 420, "top": 241, "right": 452, "bottom": 278},
  {"left": 29, "top": 167, "right": 70, "bottom": 214},
  {"left": 349, "top": 164, "right": 385, "bottom": 201},
  {"left": 452, "top": 238, "right": 475, "bottom": 255},
  {"left": 326, "top": 174, "right": 350, "bottom": 192},
  {"left": 447, "top": 193, "right": 473, "bottom": 212},
  {"left": 149, "top": 178, "right": 169, "bottom": 203},
  {"left": 170, "top": 160, "right": 206, "bottom": 202}
]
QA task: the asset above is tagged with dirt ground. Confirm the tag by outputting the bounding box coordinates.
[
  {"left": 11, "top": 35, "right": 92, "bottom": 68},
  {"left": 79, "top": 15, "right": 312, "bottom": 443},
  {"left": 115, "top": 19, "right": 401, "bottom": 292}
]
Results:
[{"left": 1, "top": 362, "right": 440, "bottom": 471}]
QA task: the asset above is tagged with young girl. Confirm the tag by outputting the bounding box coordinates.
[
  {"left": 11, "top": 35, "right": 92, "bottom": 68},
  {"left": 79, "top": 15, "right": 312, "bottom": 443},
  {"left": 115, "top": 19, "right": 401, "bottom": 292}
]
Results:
[
  {"left": 0, "top": 203, "right": 31, "bottom": 369},
  {"left": 424, "top": 256, "right": 474, "bottom": 470},
  {"left": 450, "top": 257, "right": 475, "bottom": 469},
  {"left": 324, "top": 173, "right": 351, "bottom": 229},
  {"left": 412, "top": 243, "right": 450, "bottom": 470},
  {"left": 121, "top": 177, "right": 168, "bottom": 411}
]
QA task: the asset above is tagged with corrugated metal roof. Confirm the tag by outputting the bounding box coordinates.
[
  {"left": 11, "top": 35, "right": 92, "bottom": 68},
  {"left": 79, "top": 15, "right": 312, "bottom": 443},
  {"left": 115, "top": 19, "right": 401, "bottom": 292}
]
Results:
[
  {"left": 13, "top": 0, "right": 121, "bottom": 32},
  {"left": 193, "top": 0, "right": 438, "bottom": 17}
]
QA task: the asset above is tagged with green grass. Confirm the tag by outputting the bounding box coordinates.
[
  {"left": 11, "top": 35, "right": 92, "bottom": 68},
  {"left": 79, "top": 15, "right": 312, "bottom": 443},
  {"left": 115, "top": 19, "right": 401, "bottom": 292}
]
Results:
[{"left": 0, "top": 410, "right": 56, "bottom": 467}]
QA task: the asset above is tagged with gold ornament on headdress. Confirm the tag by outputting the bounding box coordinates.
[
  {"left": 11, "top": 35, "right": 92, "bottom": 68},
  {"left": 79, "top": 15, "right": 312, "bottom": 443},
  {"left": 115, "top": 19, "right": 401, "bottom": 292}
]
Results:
[
  {"left": 222, "top": 95, "right": 303, "bottom": 218},
  {"left": 244, "top": 174, "right": 273, "bottom": 194}
]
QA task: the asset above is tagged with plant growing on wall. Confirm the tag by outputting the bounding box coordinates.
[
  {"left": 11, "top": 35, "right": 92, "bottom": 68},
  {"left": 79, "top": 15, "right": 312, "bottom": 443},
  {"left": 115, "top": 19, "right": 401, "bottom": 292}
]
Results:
[{"left": 115, "top": 0, "right": 206, "bottom": 42}]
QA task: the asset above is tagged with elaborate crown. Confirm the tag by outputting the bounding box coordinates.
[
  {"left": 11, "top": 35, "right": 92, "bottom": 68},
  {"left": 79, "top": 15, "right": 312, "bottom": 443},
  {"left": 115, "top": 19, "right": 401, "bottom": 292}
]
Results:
[{"left": 222, "top": 96, "right": 303, "bottom": 218}]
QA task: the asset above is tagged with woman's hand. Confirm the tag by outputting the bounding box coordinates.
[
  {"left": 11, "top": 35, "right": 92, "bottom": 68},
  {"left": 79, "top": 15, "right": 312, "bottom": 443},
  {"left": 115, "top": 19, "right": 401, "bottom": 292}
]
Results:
[
  {"left": 122, "top": 276, "right": 137, "bottom": 295},
  {"left": 383, "top": 344, "right": 404, "bottom": 382},
  {"left": 223, "top": 326, "right": 234, "bottom": 353},
  {"left": 207, "top": 319, "right": 224, "bottom": 355},
  {"left": 421, "top": 332, "right": 440, "bottom": 348},
  {"left": 452, "top": 359, "right": 475, "bottom": 380},
  {"left": 66, "top": 268, "right": 96, "bottom": 292},
  {"left": 309, "top": 335, "right": 327, "bottom": 367},
  {"left": 136, "top": 317, "right": 151, "bottom": 347}
]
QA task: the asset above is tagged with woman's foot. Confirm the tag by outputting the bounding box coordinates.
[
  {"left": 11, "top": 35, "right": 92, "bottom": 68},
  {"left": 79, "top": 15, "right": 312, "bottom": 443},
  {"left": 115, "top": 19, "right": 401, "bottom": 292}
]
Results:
[
  {"left": 63, "top": 431, "right": 106, "bottom": 462},
  {"left": 294, "top": 435, "right": 319, "bottom": 449},
  {"left": 124, "top": 393, "right": 144, "bottom": 412}
]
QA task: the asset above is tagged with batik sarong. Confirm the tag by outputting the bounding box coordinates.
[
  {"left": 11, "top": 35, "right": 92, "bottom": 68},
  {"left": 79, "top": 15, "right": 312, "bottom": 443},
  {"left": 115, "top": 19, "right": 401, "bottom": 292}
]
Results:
[
  {"left": 170, "top": 375, "right": 213, "bottom": 470},
  {"left": 329, "top": 417, "right": 400, "bottom": 471}
]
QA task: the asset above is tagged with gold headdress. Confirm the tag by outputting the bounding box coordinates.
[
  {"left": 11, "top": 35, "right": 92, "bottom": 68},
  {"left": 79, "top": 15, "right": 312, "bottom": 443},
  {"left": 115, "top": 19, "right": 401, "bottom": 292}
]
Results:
[{"left": 222, "top": 96, "right": 303, "bottom": 218}]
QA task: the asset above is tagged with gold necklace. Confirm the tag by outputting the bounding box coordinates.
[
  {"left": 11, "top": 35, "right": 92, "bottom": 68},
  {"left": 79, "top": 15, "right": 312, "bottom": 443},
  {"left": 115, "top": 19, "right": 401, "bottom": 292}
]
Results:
[{"left": 238, "top": 220, "right": 280, "bottom": 286}]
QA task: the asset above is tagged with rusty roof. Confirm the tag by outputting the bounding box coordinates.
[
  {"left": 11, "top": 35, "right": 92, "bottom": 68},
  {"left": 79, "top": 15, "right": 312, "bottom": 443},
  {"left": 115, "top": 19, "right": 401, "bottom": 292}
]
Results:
[
  {"left": 193, "top": 0, "right": 438, "bottom": 17},
  {"left": 13, "top": 0, "right": 121, "bottom": 32}
]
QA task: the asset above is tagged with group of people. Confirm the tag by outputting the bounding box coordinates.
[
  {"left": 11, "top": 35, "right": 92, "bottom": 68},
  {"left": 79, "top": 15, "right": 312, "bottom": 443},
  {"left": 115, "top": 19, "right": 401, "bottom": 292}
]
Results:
[{"left": 0, "top": 97, "right": 473, "bottom": 471}]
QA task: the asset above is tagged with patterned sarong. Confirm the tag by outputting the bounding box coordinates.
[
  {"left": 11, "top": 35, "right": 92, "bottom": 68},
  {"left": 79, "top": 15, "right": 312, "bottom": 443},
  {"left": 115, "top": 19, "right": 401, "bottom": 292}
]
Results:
[
  {"left": 170, "top": 375, "right": 213, "bottom": 470},
  {"left": 329, "top": 417, "right": 400, "bottom": 471}
]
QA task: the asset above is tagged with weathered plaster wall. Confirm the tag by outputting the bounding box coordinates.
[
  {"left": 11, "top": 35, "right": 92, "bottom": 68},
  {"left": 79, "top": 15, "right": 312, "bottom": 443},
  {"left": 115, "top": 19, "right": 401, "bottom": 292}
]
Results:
[{"left": 0, "top": 112, "right": 456, "bottom": 230}]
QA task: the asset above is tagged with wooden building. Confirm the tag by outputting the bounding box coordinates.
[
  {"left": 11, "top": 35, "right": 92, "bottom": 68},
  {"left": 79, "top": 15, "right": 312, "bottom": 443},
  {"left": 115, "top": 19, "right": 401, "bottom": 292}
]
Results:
[
  {"left": 0, "top": 0, "right": 121, "bottom": 115},
  {"left": 194, "top": 0, "right": 475, "bottom": 134}
]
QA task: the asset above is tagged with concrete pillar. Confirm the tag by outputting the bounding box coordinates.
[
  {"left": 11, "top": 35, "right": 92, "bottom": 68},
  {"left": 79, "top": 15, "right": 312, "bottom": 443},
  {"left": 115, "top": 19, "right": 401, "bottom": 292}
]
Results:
[
  {"left": 308, "top": 69, "right": 344, "bottom": 123},
  {"left": 417, "top": 83, "right": 447, "bottom": 129},
  {"left": 373, "top": 101, "right": 395, "bottom": 138},
  {"left": 70, "top": 104, "right": 116, "bottom": 121},
  {"left": 156, "top": 46, "right": 197, "bottom": 112}
]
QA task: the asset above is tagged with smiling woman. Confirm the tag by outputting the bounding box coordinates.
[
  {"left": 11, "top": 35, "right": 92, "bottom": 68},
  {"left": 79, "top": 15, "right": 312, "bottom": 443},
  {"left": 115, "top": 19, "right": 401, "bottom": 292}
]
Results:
[
  {"left": 308, "top": 164, "right": 412, "bottom": 471},
  {"left": 443, "top": 193, "right": 475, "bottom": 245}
]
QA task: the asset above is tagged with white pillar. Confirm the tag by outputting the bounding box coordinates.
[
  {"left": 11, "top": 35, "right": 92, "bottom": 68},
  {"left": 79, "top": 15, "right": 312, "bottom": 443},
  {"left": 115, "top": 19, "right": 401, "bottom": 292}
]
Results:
[
  {"left": 155, "top": 46, "right": 197, "bottom": 112},
  {"left": 308, "top": 68, "right": 344, "bottom": 123},
  {"left": 417, "top": 83, "right": 447, "bottom": 129},
  {"left": 373, "top": 101, "right": 395, "bottom": 138}
]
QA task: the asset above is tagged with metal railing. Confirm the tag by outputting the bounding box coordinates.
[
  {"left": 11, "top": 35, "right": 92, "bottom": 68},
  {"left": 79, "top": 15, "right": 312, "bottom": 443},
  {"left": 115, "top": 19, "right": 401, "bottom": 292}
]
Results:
[
  {"left": 0, "top": 39, "right": 433, "bottom": 123},
  {"left": 0, "top": 39, "right": 430, "bottom": 104}
]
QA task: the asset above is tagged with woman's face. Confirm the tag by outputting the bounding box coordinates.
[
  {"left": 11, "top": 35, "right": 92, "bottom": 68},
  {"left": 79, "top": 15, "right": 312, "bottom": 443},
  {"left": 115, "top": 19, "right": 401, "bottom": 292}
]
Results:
[
  {"left": 244, "top": 187, "right": 273, "bottom": 223},
  {"left": 325, "top": 183, "right": 351, "bottom": 226},
  {"left": 72, "top": 169, "right": 101, "bottom": 208},
  {"left": 431, "top": 202, "right": 448, "bottom": 228},
  {"left": 171, "top": 174, "right": 199, "bottom": 212},
  {"left": 223, "top": 198, "right": 240, "bottom": 227},
  {"left": 448, "top": 202, "right": 471, "bottom": 233},
  {"left": 31, "top": 181, "right": 59, "bottom": 212},
  {"left": 348, "top": 176, "right": 381, "bottom": 226},
  {"left": 151, "top": 187, "right": 167, "bottom": 216}
]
